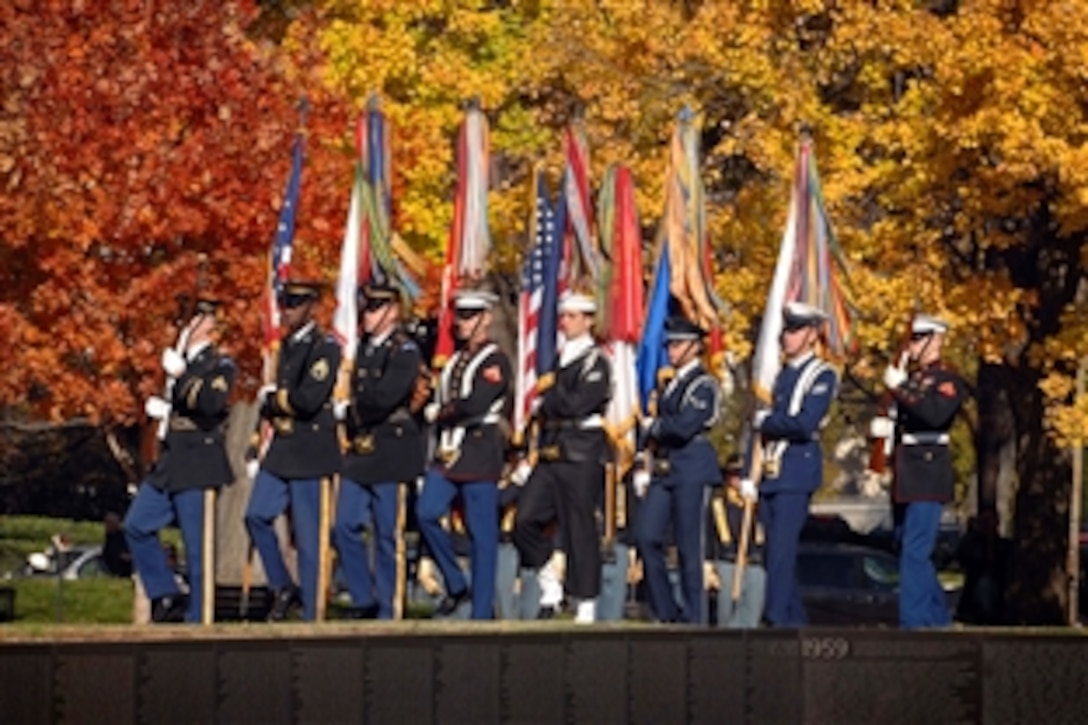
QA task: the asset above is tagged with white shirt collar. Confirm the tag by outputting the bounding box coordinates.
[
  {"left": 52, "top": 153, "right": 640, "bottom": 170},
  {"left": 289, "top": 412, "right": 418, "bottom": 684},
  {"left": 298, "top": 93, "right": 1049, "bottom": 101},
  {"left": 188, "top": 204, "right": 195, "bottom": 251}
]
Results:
[
  {"left": 370, "top": 326, "right": 395, "bottom": 348},
  {"left": 290, "top": 321, "right": 315, "bottom": 344},
  {"left": 787, "top": 350, "right": 815, "bottom": 369},
  {"left": 674, "top": 358, "right": 700, "bottom": 380},
  {"left": 559, "top": 334, "right": 594, "bottom": 367},
  {"left": 666, "top": 359, "right": 701, "bottom": 394},
  {"left": 186, "top": 341, "right": 211, "bottom": 362}
]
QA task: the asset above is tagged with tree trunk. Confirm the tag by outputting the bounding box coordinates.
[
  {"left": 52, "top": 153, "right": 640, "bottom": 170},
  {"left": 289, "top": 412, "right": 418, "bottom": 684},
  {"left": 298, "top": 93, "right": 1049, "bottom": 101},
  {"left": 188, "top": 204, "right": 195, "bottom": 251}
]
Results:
[
  {"left": 974, "top": 362, "right": 1017, "bottom": 535},
  {"left": 1004, "top": 363, "right": 1072, "bottom": 625},
  {"left": 215, "top": 399, "right": 291, "bottom": 586}
]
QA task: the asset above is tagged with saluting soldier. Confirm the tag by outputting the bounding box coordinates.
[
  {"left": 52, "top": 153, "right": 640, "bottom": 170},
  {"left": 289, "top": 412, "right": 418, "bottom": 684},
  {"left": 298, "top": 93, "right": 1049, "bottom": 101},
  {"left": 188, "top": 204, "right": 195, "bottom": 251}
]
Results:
[
  {"left": 417, "top": 288, "right": 512, "bottom": 620},
  {"left": 745, "top": 301, "right": 837, "bottom": 628},
  {"left": 244, "top": 281, "right": 341, "bottom": 621},
  {"left": 125, "top": 299, "right": 235, "bottom": 623},
  {"left": 513, "top": 291, "right": 612, "bottom": 623},
  {"left": 878, "top": 314, "right": 964, "bottom": 629},
  {"left": 635, "top": 316, "right": 721, "bottom": 625},
  {"left": 332, "top": 282, "right": 425, "bottom": 619}
]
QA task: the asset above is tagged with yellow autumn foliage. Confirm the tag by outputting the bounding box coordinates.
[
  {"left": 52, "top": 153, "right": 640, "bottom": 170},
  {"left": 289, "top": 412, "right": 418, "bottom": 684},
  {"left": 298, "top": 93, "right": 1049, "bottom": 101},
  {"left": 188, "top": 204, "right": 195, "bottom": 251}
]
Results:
[{"left": 287, "top": 0, "right": 1088, "bottom": 445}]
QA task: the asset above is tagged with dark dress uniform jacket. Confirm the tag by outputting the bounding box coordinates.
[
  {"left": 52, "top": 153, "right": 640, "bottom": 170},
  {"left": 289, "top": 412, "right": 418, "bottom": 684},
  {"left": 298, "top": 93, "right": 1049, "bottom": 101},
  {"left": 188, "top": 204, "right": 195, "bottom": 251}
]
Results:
[
  {"left": 435, "top": 342, "right": 511, "bottom": 483},
  {"left": 892, "top": 361, "right": 965, "bottom": 503},
  {"left": 539, "top": 344, "right": 611, "bottom": 463},
  {"left": 261, "top": 323, "right": 342, "bottom": 480},
  {"left": 148, "top": 343, "right": 235, "bottom": 493},
  {"left": 343, "top": 329, "right": 425, "bottom": 485},
  {"left": 645, "top": 362, "right": 720, "bottom": 487}
]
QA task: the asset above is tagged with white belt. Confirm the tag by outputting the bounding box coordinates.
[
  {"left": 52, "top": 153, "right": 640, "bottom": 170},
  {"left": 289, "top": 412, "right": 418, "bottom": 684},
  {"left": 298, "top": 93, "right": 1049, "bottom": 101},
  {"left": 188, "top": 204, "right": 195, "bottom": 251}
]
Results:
[
  {"left": 579, "top": 414, "right": 603, "bottom": 430},
  {"left": 901, "top": 432, "right": 949, "bottom": 445}
]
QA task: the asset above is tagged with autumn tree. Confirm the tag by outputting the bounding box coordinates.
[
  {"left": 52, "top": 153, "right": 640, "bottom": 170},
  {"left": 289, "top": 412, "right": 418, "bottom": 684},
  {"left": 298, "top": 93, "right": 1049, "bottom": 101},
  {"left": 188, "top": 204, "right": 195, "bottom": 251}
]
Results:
[{"left": 0, "top": 0, "right": 356, "bottom": 482}]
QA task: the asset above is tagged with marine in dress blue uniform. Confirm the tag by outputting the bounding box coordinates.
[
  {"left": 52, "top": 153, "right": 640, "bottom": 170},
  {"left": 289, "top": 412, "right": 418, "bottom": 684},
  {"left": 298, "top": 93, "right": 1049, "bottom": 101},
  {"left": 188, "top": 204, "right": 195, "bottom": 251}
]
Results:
[
  {"left": 244, "top": 282, "right": 342, "bottom": 621},
  {"left": 125, "top": 299, "right": 235, "bottom": 623},
  {"left": 333, "top": 283, "right": 424, "bottom": 619},
  {"left": 513, "top": 291, "right": 612, "bottom": 623},
  {"left": 416, "top": 289, "right": 511, "bottom": 620},
  {"left": 877, "top": 314, "right": 964, "bottom": 629},
  {"left": 635, "top": 316, "right": 721, "bottom": 625},
  {"left": 749, "top": 301, "right": 837, "bottom": 628}
]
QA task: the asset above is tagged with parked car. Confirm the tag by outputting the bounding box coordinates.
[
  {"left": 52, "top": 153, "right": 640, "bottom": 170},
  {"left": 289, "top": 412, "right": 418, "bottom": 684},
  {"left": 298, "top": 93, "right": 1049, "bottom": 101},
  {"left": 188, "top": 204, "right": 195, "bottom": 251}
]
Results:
[
  {"left": 25, "top": 545, "right": 109, "bottom": 580},
  {"left": 798, "top": 541, "right": 960, "bottom": 626}
]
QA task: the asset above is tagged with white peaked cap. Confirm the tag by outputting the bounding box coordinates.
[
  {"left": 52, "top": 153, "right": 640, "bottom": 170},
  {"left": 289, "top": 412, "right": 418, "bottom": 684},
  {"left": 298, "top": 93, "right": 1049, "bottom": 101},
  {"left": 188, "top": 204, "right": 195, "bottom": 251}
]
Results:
[
  {"left": 783, "top": 301, "right": 828, "bottom": 328},
  {"left": 454, "top": 289, "right": 499, "bottom": 311},
  {"left": 558, "top": 290, "right": 597, "bottom": 314},
  {"left": 912, "top": 314, "right": 949, "bottom": 335}
]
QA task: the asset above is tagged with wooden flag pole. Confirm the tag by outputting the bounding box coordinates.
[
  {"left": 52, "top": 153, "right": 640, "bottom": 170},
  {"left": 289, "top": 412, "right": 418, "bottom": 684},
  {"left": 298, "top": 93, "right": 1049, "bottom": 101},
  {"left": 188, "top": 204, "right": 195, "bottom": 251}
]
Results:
[
  {"left": 731, "top": 438, "right": 763, "bottom": 603},
  {"left": 316, "top": 476, "right": 332, "bottom": 621},
  {"left": 201, "top": 488, "right": 216, "bottom": 625},
  {"left": 394, "top": 482, "right": 408, "bottom": 620},
  {"left": 601, "top": 462, "right": 618, "bottom": 561}
]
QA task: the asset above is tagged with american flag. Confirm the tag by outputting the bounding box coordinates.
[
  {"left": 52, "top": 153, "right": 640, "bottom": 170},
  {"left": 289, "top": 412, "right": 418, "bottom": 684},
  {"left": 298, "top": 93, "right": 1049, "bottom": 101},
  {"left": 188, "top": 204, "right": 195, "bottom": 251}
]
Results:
[
  {"left": 515, "top": 174, "right": 563, "bottom": 435},
  {"left": 261, "top": 129, "right": 303, "bottom": 350}
]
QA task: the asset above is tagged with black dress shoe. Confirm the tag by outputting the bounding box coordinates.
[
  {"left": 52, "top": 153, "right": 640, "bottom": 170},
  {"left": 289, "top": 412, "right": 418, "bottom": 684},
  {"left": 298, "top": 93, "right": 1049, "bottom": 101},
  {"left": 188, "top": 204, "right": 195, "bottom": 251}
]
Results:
[
  {"left": 434, "top": 589, "right": 470, "bottom": 617},
  {"left": 151, "top": 595, "right": 188, "bottom": 623},
  {"left": 267, "top": 585, "right": 301, "bottom": 622},
  {"left": 536, "top": 605, "right": 556, "bottom": 620},
  {"left": 348, "top": 603, "right": 380, "bottom": 620}
]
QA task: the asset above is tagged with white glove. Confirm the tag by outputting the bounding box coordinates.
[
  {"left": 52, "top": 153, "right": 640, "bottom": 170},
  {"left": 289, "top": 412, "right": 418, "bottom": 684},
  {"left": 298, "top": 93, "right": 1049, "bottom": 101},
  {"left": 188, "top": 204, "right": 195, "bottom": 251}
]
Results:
[
  {"left": 423, "top": 402, "right": 440, "bottom": 424},
  {"left": 415, "top": 476, "right": 426, "bottom": 494},
  {"left": 869, "top": 415, "right": 895, "bottom": 439},
  {"left": 739, "top": 478, "right": 758, "bottom": 502},
  {"left": 640, "top": 417, "right": 656, "bottom": 437},
  {"left": 245, "top": 459, "right": 260, "bottom": 480},
  {"left": 257, "top": 383, "right": 276, "bottom": 406},
  {"left": 144, "top": 396, "right": 171, "bottom": 420},
  {"left": 633, "top": 470, "right": 651, "bottom": 498},
  {"left": 333, "top": 399, "right": 349, "bottom": 421},
  {"left": 883, "top": 364, "right": 908, "bottom": 390},
  {"left": 511, "top": 460, "right": 533, "bottom": 487},
  {"left": 529, "top": 396, "right": 542, "bottom": 418},
  {"left": 161, "top": 348, "right": 186, "bottom": 377},
  {"left": 753, "top": 409, "right": 770, "bottom": 431}
]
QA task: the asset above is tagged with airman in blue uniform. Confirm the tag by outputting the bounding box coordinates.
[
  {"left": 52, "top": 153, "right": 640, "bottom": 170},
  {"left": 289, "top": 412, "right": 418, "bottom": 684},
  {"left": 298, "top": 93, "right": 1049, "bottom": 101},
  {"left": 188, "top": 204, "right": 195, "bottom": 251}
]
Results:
[
  {"left": 876, "top": 314, "right": 964, "bottom": 628},
  {"left": 333, "top": 283, "right": 425, "bottom": 619},
  {"left": 417, "top": 288, "right": 511, "bottom": 620},
  {"left": 244, "top": 281, "right": 342, "bottom": 622},
  {"left": 635, "top": 316, "right": 721, "bottom": 625},
  {"left": 747, "top": 301, "right": 837, "bottom": 628},
  {"left": 125, "top": 298, "right": 235, "bottom": 623}
]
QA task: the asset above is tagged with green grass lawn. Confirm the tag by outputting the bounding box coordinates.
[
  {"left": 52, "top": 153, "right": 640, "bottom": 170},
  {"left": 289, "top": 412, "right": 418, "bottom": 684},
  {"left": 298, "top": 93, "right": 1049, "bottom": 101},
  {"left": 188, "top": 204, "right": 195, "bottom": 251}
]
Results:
[
  {"left": 0, "top": 515, "right": 184, "bottom": 624},
  {"left": 3, "top": 577, "right": 134, "bottom": 624}
]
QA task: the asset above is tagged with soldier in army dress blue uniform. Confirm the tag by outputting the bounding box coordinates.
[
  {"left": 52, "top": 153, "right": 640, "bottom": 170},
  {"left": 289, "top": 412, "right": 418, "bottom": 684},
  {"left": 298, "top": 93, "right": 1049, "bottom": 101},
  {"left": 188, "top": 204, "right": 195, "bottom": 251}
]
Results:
[
  {"left": 635, "top": 316, "right": 721, "bottom": 625},
  {"left": 125, "top": 298, "right": 235, "bottom": 623},
  {"left": 416, "top": 289, "right": 512, "bottom": 620},
  {"left": 244, "top": 282, "right": 342, "bottom": 621},
  {"left": 744, "top": 301, "right": 837, "bottom": 628},
  {"left": 333, "top": 283, "right": 425, "bottom": 619},
  {"left": 875, "top": 314, "right": 964, "bottom": 628}
]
